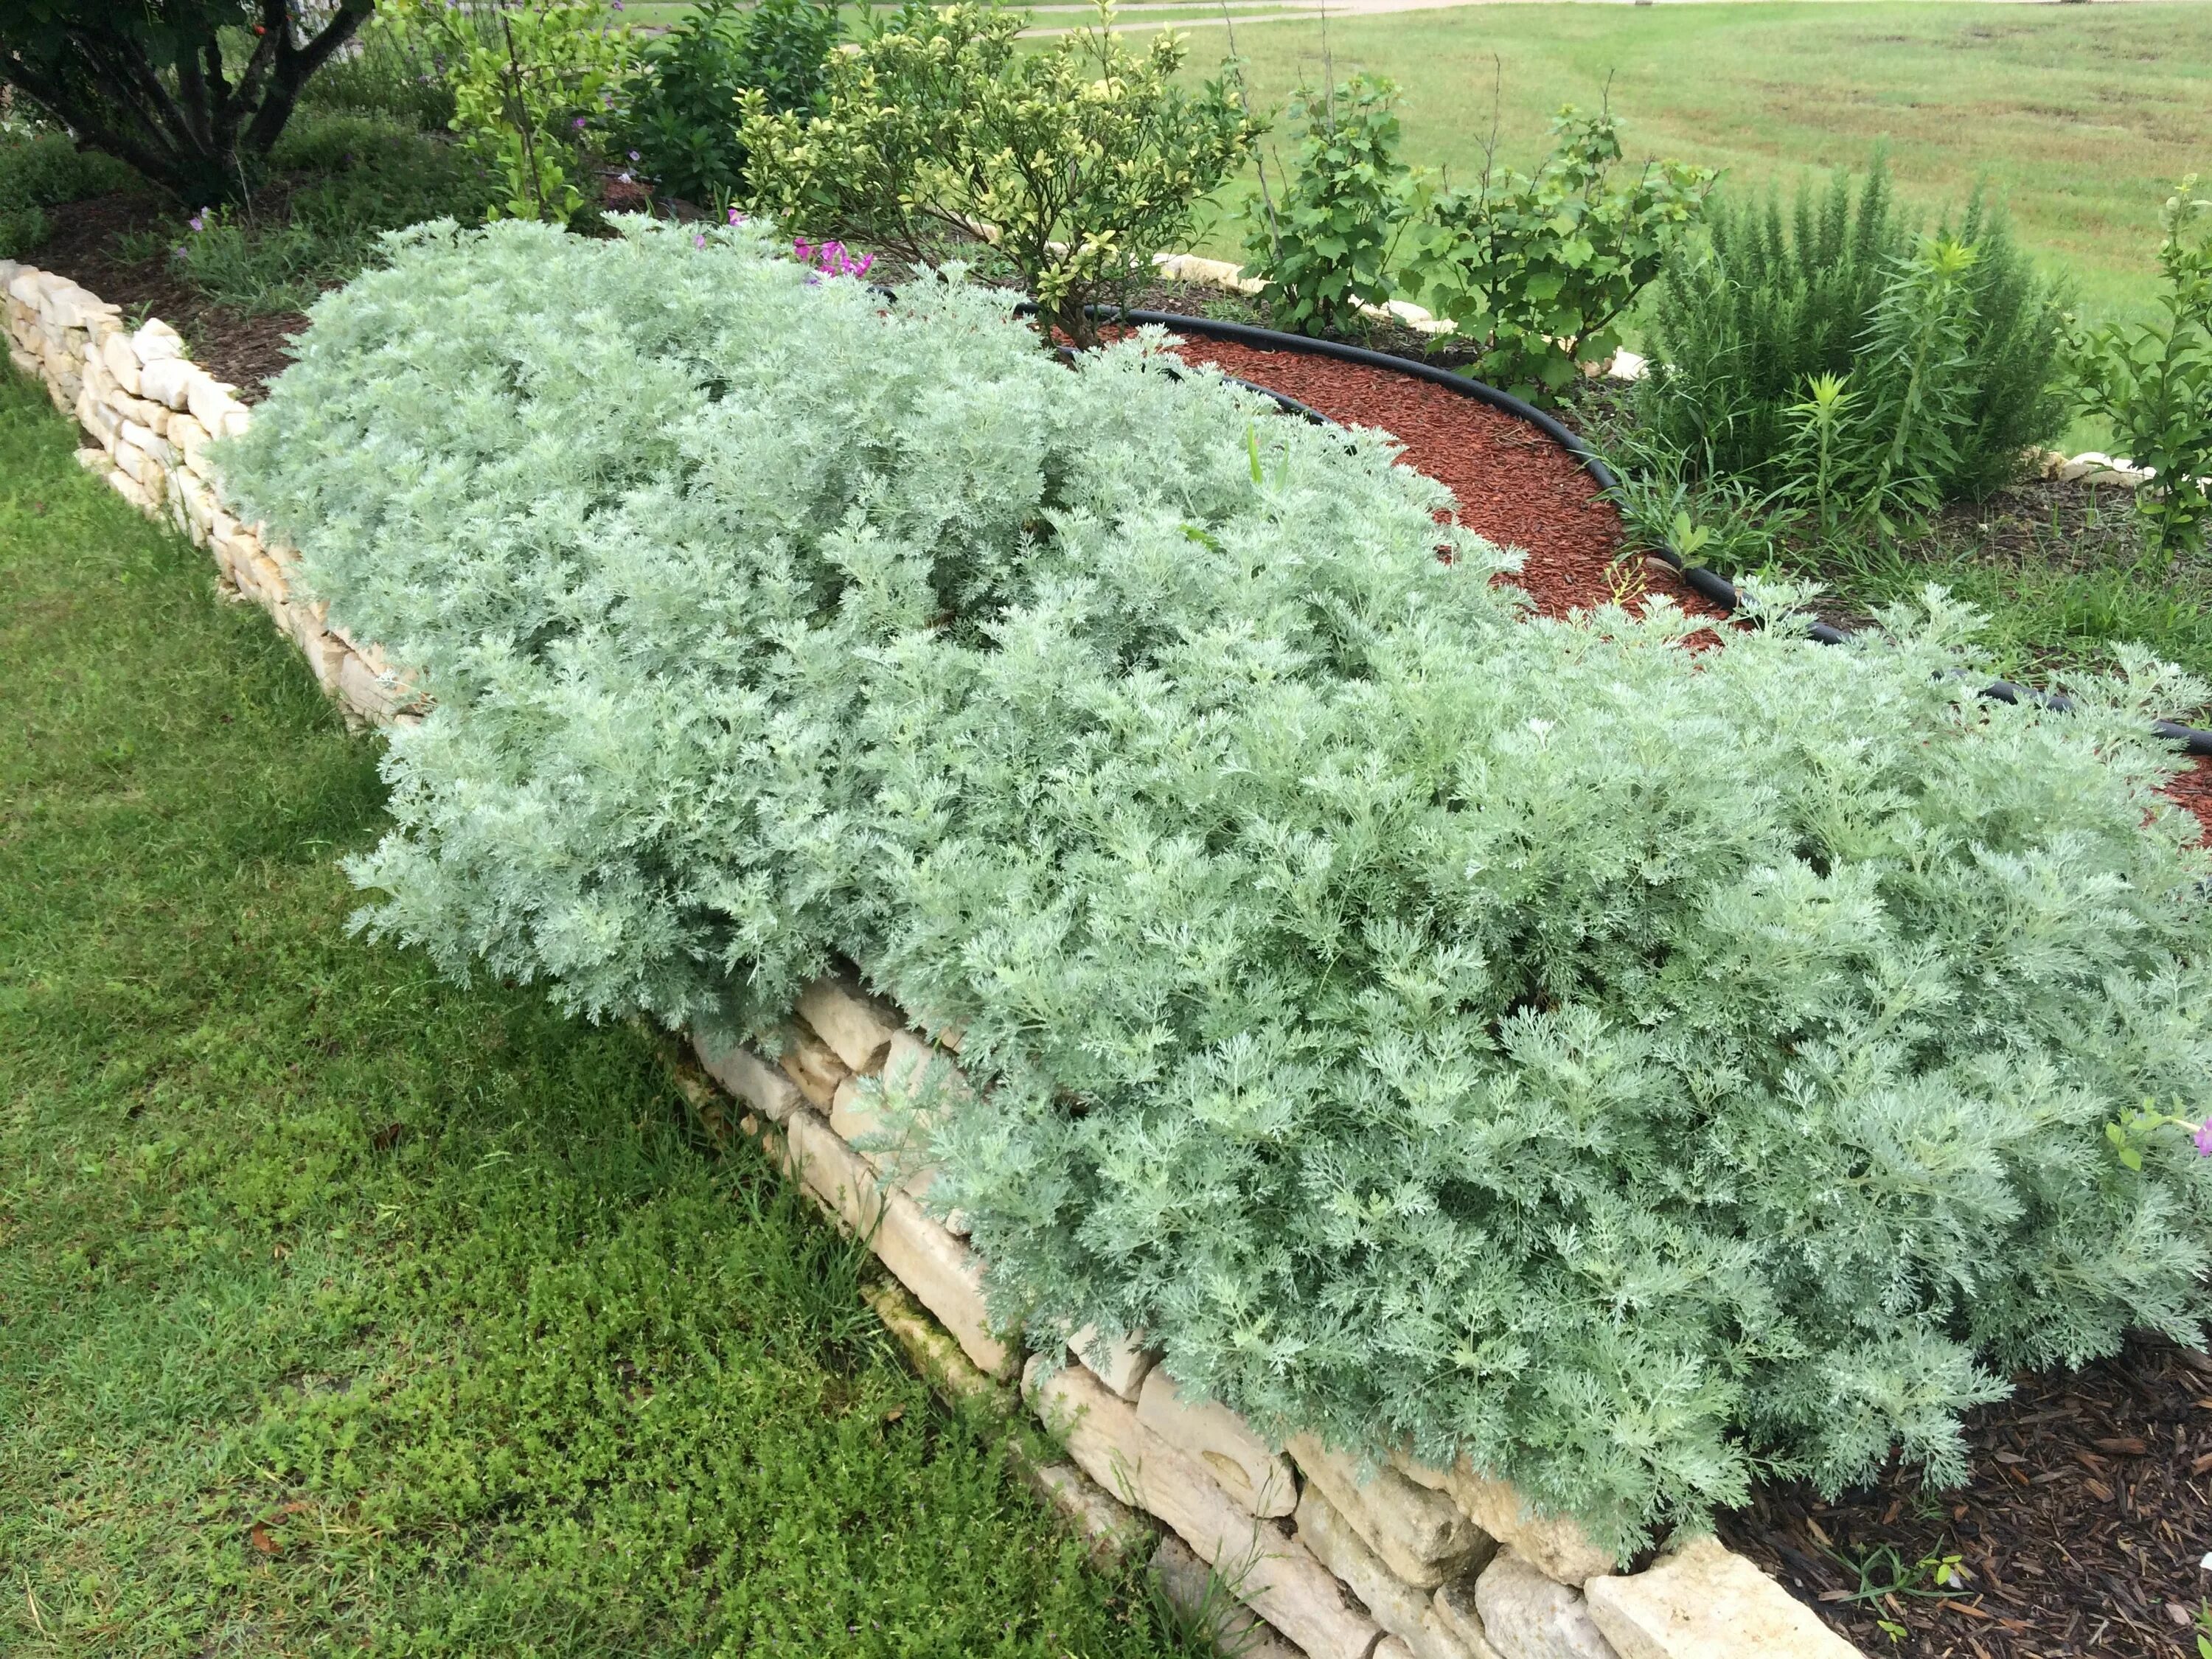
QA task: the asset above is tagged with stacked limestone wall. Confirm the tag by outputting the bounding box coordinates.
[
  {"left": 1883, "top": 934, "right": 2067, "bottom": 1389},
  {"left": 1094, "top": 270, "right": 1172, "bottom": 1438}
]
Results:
[{"left": 1, "top": 256, "right": 1862, "bottom": 1659}]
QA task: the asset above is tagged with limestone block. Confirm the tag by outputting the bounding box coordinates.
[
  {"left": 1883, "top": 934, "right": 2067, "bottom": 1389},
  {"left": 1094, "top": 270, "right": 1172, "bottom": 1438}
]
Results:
[
  {"left": 100, "top": 330, "right": 142, "bottom": 395},
  {"left": 250, "top": 552, "right": 288, "bottom": 600},
  {"left": 1070, "top": 1323, "right": 1158, "bottom": 1402},
  {"left": 220, "top": 406, "right": 251, "bottom": 439},
  {"left": 691, "top": 1026, "right": 802, "bottom": 1123},
  {"left": 1023, "top": 1357, "right": 1384, "bottom": 1659},
  {"left": 1435, "top": 1465, "right": 1613, "bottom": 1588},
  {"left": 337, "top": 650, "right": 405, "bottom": 722},
  {"left": 1032, "top": 1461, "right": 1155, "bottom": 1567},
  {"left": 794, "top": 975, "right": 902, "bottom": 1074},
  {"left": 5, "top": 268, "right": 40, "bottom": 307},
  {"left": 169, "top": 413, "right": 212, "bottom": 476},
  {"left": 112, "top": 439, "right": 156, "bottom": 490},
  {"left": 1290, "top": 1435, "right": 1490, "bottom": 1589},
  {"left": 1138, "top": 1369, "right": 1296, "bottom": 1517},
  {"left": 830, "top": 1074, "right": 945, "bottom": 1208},
  {"left": 139, "top": 355, "right": 198, "bottom": 410},
  {"left": 74, "top": 446, "right": 105, "bottom": 471},
  {"left": 45, "top": 285, "right": 109, "bottom": 331},
  {"left": 1298, "top": 1485, "right": 1482, "bottom": 1659},
  {"left": 1585, "top": 1535, "right": 1863, "bottom": 1659},
  {"left": 1151, "top": 1534, "right": 1305, "bottom": 1659},
  {"left": 776, "top": 1023, "right": 849, "bottom": 1110},
  {"left": 187, "top": 375, "right": 244, "bottom": 433},
  {"left": 7, "top": 346, "right": 36, "bottom": 379},
  {"left": 1435, "top": 1576, "right": 1508, "bottom": 1659},
  {"left": 105, "top": 467, "right": 153, "bottom": 512},
  {"left": 74, "top": 386, "right": 118, "bottom": 448},
  {"left": 782, "top": 1106, "right": 1009, "bottom": 1375},
  {"left": 2059, "top": 450, "right": 2112, "bottom": 481},
  {"left": 107, "top": 389, "right": 165, "bottom": 431},
  {"left": 1474, "top": 1551, "right": 1616, "bottom": 1659},
  {"left": 119, "top": 420, "right": 174, "bottom": 467},
  {"left": 131, "top": 318, "right": 185, "bottom": 364}
]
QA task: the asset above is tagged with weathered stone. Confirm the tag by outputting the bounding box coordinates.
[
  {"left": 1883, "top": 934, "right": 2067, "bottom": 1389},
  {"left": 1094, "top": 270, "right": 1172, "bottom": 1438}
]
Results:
[
  {"left": 691, "top": 1026, "right": 802, "bottom": 1123},
  {"left": 1069, "top": 1323, "right": 1158, "bottom": 1402},
  {"left": 337, "top": 650, "right": 408, "bottom": 722},
  {"left": 1433, "top": 1465, "right": 1613, "bottom": 1587},
  {"left": 138, "top": 355, "right": 198, "bottom": 410},
  {"left": 187, "top": 375, "right": 244, "bottom": 433},
  {"left": 131, "top": 318, "right": 185, "bottom": 364},
  {"left": 105, "top": 466, "right": 153, "bottom": 512},
  {"left": 100, "top": 330, "right": 142, "bottom": 395},
  {"left": 830, "top": 1074, "right": 945, "bottom": 1208},
  {"left": 1290, "top": 1435, "right": 1490, "bottom": 1589},
  {"left": 1298, "top": 1484, "right": 1481, "bottom": 1659},
  {"left": 794, "top": 975, "right": 902, "bottom": 1074},
  {"left": 1023, "top": 1357, "right": 1384, "bottom": 1659},
  {"left": 118, "top": 420, "right": 174, "bottom": 467},
  {"left": 1029, "top": 1461, "right": 1155, "bottom": 1568},
  {"left": 1474, "top": 1550, "right": 1617, "bottom": 1659},
  {"left": 1434, "top": 1576, "right": 1508, "bottom": 1659},
  {"left": 7, "top": 346, "right": 37, "bottom": 379},
  {"left": 169, "top": 413, "right": 214, "bottom": 477},
  {"left": 776, "top": 1023, "right": 849, "bottom": 1109},
  {"left": 220, "top": 406, "right": 251, "bottom": 439},
  {"left": 1585, "top": 1535, "right": 1863, "bottom": 1659},
  {"left": 782, "top": 1106, "right": 1009, "bottom": 1375},
  {"left": 1150, "top": 1534, "right": 1306, "bottom": 1659},
  {"left": 73, "top": 446, "right": 105, "bottom": 471},
  {"left": 1138, "top": 1369, "right": 1296, "bottom": 1517}
]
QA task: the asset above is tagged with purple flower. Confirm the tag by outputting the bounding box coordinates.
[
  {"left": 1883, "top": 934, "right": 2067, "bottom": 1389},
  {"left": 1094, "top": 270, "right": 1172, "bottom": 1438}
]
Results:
[
  {"left": 693, "top": 232, "right": 707, "bottom": 248},
  {"left": 728, "top": 207, "right": 746, "bottom": 226},
  {"left": 188, "top": 211, "right": 205, "bottom": 232},
  {"left": 572, "top": 115, "right": 588, "bottom": 131},
  {"left": 628, "top": 150, "right": 640, "bottom": 161},
  {"left": 2196, "top": 1119, "right": 2212, "bottom": 1157}
]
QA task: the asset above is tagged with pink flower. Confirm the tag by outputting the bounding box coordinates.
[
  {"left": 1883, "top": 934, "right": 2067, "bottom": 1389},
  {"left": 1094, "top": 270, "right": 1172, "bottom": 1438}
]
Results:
[
  {"left": 692, "top": 232, "right": 706, "bottom": 248},
  {"left": 2196, "top": 1119, "right": 2212, "bottom": 1157}
]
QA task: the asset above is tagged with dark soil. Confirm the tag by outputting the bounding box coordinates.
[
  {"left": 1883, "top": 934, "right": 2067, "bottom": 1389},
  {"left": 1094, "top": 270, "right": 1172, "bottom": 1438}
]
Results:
[
  {"left": 1718, "top": 1336, "right": 2212, "bottom": 1659},
  {"left": 27, "top": 190, "right": 307, "bottom": 398}
]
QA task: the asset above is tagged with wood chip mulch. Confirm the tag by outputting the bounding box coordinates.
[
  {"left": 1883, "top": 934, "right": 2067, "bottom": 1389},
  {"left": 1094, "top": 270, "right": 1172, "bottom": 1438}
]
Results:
[
  {"left": 1717, "top": 1337, "right": 2212, "bottom": 1659},
  {"left": 24, "top": 189, "right": 306, "bottom": 399}
]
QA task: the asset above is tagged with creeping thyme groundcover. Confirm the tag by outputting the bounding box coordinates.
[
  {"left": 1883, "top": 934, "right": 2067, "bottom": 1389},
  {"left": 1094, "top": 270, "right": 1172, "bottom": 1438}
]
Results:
[{"left": 223, "top": 218, "right": 2212, "bottom": 1557}]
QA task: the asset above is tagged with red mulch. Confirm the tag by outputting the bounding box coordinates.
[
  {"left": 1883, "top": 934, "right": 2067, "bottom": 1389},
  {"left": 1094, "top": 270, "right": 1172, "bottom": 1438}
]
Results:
[{"left": 1167, "top": 336, "right": 1715, "bottom": 624}]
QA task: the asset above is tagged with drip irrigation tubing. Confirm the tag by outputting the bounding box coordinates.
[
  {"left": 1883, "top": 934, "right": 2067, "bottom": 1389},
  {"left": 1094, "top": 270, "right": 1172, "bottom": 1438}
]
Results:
[{"left": 1087, "top": 305, "right": 2212, "bottom": 760}]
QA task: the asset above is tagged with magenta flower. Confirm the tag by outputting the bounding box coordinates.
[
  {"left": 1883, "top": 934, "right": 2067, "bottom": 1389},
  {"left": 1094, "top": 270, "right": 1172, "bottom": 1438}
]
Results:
[
  {"left": 571, "top": 115, "right": 588, "bottom": 131},
  {"left": 2196, "top": 1119, "right": 2212, "bottom": 1157},
  {"left": 187, "top": 211, "right": 206, "bottom": 232},
  {"left": 692, "top": 232, "right": 707, "bottom": 248}
]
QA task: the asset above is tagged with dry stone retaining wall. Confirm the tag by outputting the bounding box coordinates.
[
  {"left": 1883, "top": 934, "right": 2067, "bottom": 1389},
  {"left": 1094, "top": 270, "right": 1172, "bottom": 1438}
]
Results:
[{"left": 1, "top": 255, "right": 1864, "bottom": 1659}]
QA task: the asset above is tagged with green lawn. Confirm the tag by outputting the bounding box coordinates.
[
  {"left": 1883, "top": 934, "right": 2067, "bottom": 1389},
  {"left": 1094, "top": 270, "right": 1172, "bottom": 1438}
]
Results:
[
  {"left": 0, "top": 365, "right": 1189, "bottom": 1655},
  {"left": 1167, "top": 1, "right": 2212, "bottom": 327}
]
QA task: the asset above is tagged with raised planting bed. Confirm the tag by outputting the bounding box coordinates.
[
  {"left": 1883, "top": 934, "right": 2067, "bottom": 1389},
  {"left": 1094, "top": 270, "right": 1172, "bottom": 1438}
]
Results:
[{"left": 14, "top": 234, "right": 2211, "bottom": 1659}]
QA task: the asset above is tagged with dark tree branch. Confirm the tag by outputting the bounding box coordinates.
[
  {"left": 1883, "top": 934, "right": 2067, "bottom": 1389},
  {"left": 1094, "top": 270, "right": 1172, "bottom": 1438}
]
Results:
[{"left": 0, "top": 49, "right": 181, "bottom": 190}]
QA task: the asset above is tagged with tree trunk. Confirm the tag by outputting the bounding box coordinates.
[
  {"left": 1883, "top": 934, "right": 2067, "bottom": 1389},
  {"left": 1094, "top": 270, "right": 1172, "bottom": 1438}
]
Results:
[{"left": 0, "top": 1, "right": 372, "bottom": 205}]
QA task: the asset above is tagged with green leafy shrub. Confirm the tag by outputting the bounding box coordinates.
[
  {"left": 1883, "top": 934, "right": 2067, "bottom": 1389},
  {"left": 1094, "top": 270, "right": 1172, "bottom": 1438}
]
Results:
[
  {"left": 1642, "top": 162, "right": 2070, "bottom": 502},
  {"left": 383, "top": 0, "right": 632, "bottom": 225},
  {"left": 302, "top": 24, "right": 460, "bottom": 131},
  {"left": 0, "top": 127, "right": 136, "bottom": 258},
  {"left": 619, "top": 0, "right": 841, "bottom": 206},
  {"left": 1240, "top": 72, "right": 1415, "bottom": 339},
  {"left": 223, "top": 220, "right": 2212, "bottom": 1559},
  {"left": 2074, "top": 177, "right": 2212, "bottom": 560},
  {"left": 742, "top": 0, "right": 1260, "bottom": 347},
  {"left": 1407, "top": 105, "right": 1713, "bottom": 401}
]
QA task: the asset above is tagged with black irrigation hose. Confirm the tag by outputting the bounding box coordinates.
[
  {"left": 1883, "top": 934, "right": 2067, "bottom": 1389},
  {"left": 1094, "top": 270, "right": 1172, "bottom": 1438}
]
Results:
[{"left": 1088, "top": 305, "right": 2212, "bottom": 761}]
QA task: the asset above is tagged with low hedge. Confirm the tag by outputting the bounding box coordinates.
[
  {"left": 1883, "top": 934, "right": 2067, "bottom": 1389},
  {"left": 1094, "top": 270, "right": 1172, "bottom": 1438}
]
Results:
[{"left": 224, "top": 218, "right": 2212, "bottom": 1557}]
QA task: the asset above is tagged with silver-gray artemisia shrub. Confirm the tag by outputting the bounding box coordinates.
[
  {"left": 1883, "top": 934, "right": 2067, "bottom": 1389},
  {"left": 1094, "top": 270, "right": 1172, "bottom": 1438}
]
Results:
[{"left": 223, "top": 216, "right": 2212, "bottom": 1560}]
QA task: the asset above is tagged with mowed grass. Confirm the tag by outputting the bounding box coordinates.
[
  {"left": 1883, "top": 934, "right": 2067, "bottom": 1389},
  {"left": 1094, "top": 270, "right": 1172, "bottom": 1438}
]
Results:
[
  {"left": 0, "top": 365, "right": 1192, "bottom": 1655},
  {"left": 1169, "top": 1, "right": 2212, "bottom": 326}
]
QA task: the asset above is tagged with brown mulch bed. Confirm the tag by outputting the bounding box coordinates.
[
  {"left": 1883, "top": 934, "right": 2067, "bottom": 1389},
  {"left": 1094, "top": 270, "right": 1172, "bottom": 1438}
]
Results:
[
  {"left": 1718, "top": 1337, "right": 2212, "bottom": 1659},
  {"left": 26, "top": 189, "right": 306, "bottom": 398}
]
